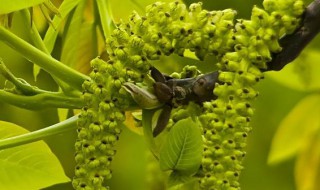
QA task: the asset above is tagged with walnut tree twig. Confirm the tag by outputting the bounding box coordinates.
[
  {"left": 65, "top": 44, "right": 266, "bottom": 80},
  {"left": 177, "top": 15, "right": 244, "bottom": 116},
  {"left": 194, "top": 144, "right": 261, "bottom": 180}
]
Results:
[{"left": 267, "top": 0, "right": 320, "bottom": 71}]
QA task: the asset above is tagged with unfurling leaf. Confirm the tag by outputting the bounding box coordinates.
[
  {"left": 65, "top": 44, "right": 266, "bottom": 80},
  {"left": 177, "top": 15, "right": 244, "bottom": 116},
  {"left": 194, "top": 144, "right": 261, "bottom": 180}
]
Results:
[
  {"left": 295, "top": 133, "right": 320, "bottom": 190},
  {"left": 268, "top": 94, "right": 320, "bottom": 165}
]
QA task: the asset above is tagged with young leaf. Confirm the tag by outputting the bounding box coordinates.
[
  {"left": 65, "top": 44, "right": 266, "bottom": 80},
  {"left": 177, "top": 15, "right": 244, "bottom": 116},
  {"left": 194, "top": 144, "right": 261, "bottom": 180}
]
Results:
[
  {"left": 0, "top": 0, "right": 46, "bottom": 14},
  {"left": 267, "top": 50, "right": 320, "bottom": 91},
  {"left": 43, "top": 0, "right": 81, "bottom": 53},
  {"left": 268, "top": 94, "right": 320, "bottom": 165},
  {"left": 0, "top": 120, "right": 70, "bottom": 189},
  {"left": 295, "top": 133, "right": 320, "bottom": 190},
  {"left": 159, "top": 117, "right": 203, "bottom": 176},
  {"left": 60, "top": 0, "right": 85, "bottom": 67}
]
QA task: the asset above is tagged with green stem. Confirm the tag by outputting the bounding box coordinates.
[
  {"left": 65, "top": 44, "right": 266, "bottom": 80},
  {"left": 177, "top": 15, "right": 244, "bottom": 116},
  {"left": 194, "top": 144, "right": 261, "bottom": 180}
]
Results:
[
  {"left": 0, "top": 26, "right": 89, "bottom": 91},
  {"left": 0, "top": 115, "right": 78, "bottom": 150},
  {"left": 142, "top": 109, "right": 160, "bottom": 160},
  {"left": 0, "top": 59, "right": 47, "bottom": 95},
  {"left": 20, "top": 9, "right": 50, "bottom": 55},
  {"left": 19, "top": 9, "right": 82, "bottom": 95},
  {"left": 96, "top": 0, "right": 116, "bottom": 39},
  {"left": 0, "top": 90, "right": 84, "bottom": 109}
]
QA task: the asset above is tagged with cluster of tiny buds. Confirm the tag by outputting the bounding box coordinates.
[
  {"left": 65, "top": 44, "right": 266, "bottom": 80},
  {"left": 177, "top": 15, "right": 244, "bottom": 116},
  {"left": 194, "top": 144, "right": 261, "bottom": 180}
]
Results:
[
  {"left": 74, "top": 0, "right": 305, "bottom": 189},
  {"left": 109, "top": 1, "right": 239, "bottom": 62},
  {"left": 198, "top": 0, "right": 304, "bottom": 189}
]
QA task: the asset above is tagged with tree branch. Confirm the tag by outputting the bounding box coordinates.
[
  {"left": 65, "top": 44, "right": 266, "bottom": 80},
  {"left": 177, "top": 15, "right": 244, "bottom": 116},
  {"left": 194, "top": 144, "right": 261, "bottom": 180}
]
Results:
[{"left": 267, "top": 0, "right": 320, "bottom": 71}]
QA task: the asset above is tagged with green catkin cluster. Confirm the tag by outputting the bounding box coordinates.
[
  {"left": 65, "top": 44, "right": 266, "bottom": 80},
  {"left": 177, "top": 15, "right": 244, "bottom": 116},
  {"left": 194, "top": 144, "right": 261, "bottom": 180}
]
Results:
[
  {"left": 74, "top": 0, "right": 304, "bottom": 189},
  {"left": 199, "top": 0, "right": 304, "bottom": 189},
  {"left": 74, "top": 2, "right": 238, "bottom": 189}
]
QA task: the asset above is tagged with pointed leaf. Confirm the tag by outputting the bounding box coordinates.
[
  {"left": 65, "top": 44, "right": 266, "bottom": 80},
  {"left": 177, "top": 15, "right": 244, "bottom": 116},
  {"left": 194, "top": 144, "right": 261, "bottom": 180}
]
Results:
[
  {"left": 43, "top": 0, "right": 81, "bottom": 53},
  {"left": 61, "top": 21, "right": 101, "bottom": 74},
  {"left": 267, "top": 50, "right": 320, "bottom": 91},
  {"left": 0, "top": 0, "right": 46, "bottom": 14},
  {"left": 60, "top": 0, "right": 86, "bottom": 67},
  {"left": 60, "top": 0, "right": 102, "bottom": 74},
  {"left": 160, "top": 118, "right": 203, "bottom": 176},
  {"left": 0, "top": 121, "right": 70, "bottom": 190},
  {"left": 268, "top": 94, "right": 320, "bottom": 165},
  {"left": 295, "top": 133, "right": 320, "bottom": 190}
]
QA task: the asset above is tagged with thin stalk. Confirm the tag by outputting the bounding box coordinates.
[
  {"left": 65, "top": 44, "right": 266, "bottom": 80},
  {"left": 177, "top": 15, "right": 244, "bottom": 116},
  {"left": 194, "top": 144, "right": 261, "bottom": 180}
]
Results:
[
  {"left": 0, "top": 26, "right": 89, "bottom": 91},
  {"left": 20, "top": 9, "right": 50, "bottom": 55},
  {"left": 14, "top": 10, "right": 77, "bottom": 94},
  {"left": 142, "top": 109, "right": 160, "bottom": 160},
  {"left": 0, "top": 90, "right": 84, "bottom": 109},
  {"left": 96, "top": 0, "right": 116, "bottom": 39},
  {"left": 0, "top": 59, "right": 48, "bottom": 95},
  {"left": 0, "top": 115, "right": 78, "bottom": 150}
]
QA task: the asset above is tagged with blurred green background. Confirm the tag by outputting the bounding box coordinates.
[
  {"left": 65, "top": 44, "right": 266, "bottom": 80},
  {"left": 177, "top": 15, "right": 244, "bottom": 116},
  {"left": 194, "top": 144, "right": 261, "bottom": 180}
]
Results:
[{"left": 0, "top": 0, "right": 319, "bottom": 189}]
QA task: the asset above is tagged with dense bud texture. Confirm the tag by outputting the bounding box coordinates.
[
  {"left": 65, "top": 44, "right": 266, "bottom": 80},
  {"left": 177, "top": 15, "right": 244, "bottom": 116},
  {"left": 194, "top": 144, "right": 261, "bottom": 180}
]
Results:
[
  {"left": 199, "top": 0, "right": 304, "bottom": 189},
  {"left": 75, "top": 0, "right": 304, "bottom": 189}
]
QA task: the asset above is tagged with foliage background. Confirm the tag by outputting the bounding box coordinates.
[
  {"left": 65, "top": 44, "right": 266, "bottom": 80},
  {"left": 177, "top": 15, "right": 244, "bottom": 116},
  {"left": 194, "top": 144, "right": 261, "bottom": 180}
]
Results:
[{"left": 0, "top": 0, "right": 319, "bottom": 189}]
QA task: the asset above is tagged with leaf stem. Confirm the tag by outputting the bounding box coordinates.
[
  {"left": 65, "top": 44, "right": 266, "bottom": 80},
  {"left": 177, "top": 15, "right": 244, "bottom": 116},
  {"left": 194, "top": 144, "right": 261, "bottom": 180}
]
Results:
[
  {"left": 0, "top": 59, "right": 46, "bottom": 95},
  {"left": 20, "top": 9, "right": 82, "bottom": 94},
  {"left": 0, "top": 90, "right": 84, "bottom": 109},
  {"left": 0, "top": 115, "right": 78, "bottom": 150},
  {"left": 142, "top": 109, "right": 160, "bottom": 160},
  {"left": 0, "top": 26, "right": 89, "bottom": 91}
]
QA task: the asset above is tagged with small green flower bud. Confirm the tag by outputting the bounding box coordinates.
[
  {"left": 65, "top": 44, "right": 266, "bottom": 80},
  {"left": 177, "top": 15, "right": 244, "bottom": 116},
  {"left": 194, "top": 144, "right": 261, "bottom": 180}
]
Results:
[
  {"left": 112, "top": 28, "right": 129, "bottom": 43},
  {"left": 293, "top": 1, "right": 305, "bottom": 16},
  {"left": 222, "top": 139, "right": 236, "bottom": 149},
  {"left": 78, "top": 128, "right": 89, "bottom": 139},
  {"left": 91, "top": 174, "right": 103, "bottom": 185},
  {"left": 75, "top": 153, "right": 85, "bottom": 163},
  {"left": 225, "top": 171, "right": 239, "bottom": 180},
  {"left": 89, "top": 123, "right": 102, "bottom": 134},
  {"left": 75, "top": 165, "right": 87, "bottom": 177},
  {"left": 88, "top": 157, "right": 100, "bottom": 168},
  {"left": 189, "top": 2, "right": 203, "bottom": 14},
  {"left": 129, "top": 35, "right": 145, "bottom": 49},
  {"left": 219, "top": 72, "right": 235, "bottom": 83},
  {"left": 251, "top": 6, "right": 270, "bottom": 27},
  {"left": 212, "top": 161, "right": 224, "bottom": 172}
]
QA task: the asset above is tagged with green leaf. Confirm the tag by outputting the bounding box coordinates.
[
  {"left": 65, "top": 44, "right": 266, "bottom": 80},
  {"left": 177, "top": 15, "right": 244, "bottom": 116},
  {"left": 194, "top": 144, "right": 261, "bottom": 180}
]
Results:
[
  {"left": 160, "top": 118, "right": 203, "bottom": 176},
  {"left": 109, "top": 0, "right": 176, "bottom": 20},
  {"left": 0, "top": 0, "right": 46, "bottom": 14},
  {"left": 57, "top": 108, "right": 69, "bottom": 122},
  {"left": 268, "top": 94, "right": 320, "bottom": 165},
  {"left": 167, "top": 171, "right": 193, "bottom": 190},
  {"left": 43, "top": 0, "right": 81, "bottom": 53},
  {"left": 0, "top": 121, "right": 70, "bottom": 190},
  {"left": 295, "top": 133, "right": 320, "bottom": 190},
  {"left": 267, "top": 50, "right": 320, "bottom": 91},
  {"left": 60, "top": 0, "right": 87, "bottom": 69},
  {"left": 61, "top": 20, "right": 102, "bottom": 74}
]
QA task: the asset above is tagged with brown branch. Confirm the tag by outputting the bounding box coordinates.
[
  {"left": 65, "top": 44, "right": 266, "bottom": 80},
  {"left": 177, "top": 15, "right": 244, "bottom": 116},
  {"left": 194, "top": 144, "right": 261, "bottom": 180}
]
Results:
[{"left": 266, "top": 0, "right": 320, "bottom": 71}]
